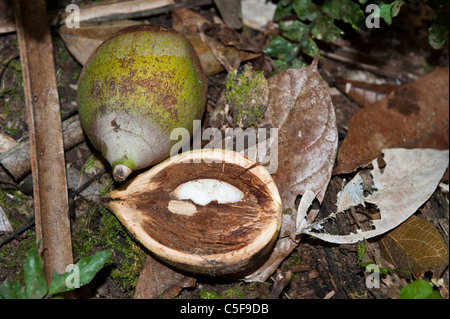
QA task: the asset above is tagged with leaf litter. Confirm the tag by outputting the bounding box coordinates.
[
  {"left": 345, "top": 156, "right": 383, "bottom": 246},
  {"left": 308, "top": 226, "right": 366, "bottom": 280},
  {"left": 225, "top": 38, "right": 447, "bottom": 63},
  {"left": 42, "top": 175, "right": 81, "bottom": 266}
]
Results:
[
  {"left": 246, "top": 58, "right": 338, "bottom": 281},
  {"left": 379, "top": 215, "right": 449, "bottom": 280},
  {"left": 300, "top": 148, "right": 449, "bottom": 244},
  {"left": 334, "top": 67, "right": 449, "bottom": 175},
  {"left": 1, "top": 1, "right": 449, "bottom": 299}
]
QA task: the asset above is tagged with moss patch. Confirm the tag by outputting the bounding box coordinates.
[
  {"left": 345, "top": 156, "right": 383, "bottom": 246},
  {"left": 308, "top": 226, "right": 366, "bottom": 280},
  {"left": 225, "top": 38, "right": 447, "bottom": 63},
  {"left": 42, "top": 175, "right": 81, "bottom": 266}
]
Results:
[
  {"left": 0, "top": 190, "right": 35, "bottom": 283},
  {"left": 225, "top": 64, "right": 269, "bottom": 128},
  {"left": 198, "top": 282, "right": 270, "bottom": 299},
  {"left": 71, "top": 204, "right": 146, "bottom": 296}
]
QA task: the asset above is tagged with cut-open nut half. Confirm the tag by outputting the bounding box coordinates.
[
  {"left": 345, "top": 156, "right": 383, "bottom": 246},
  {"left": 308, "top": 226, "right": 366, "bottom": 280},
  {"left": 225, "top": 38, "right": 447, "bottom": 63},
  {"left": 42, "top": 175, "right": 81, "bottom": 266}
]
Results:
[{"left": 106, "top": 149, "right": 282, "bottom": 276}]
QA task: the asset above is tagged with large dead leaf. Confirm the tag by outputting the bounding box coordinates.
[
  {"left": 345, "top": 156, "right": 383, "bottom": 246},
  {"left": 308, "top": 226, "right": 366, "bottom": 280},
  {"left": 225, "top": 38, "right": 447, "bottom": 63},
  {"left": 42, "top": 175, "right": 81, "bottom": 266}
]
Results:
[
  {"left": 172, "top": 8, "right": 260, "bottom": 75},
  {"left": 134, "top": 255, "right": 195, "bottom": 299},
  {"left": 265, "top": 58, "right": 338, "bottom": 208},
  {"left": 302, "top": 148, "right": 449, "bottom": 244},
  {"left": 246, "top": 59, "right": 338, "bottom": 281},
  {"left": 334, "top": 67, "right": 449, "bottom": 175},
  {"left": 58, "top": 10, "right": 260, "bottom": 77},
  {"left": 379, "top": 215, "right": 449, "bottom": 279}
]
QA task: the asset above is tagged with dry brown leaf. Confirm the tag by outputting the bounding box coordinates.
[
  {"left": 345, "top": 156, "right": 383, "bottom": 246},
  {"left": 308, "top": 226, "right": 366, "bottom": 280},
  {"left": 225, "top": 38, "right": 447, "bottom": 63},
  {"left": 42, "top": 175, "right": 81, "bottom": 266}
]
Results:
[
  {"left": 379, "top": 215, "right": 449, "bottom": 279},
  {"left": 58, "top": 20, "right": 143, "bottom": 65},
  {"left": 172, "top": 8, "right": 260, "bottom": 76},
  {"left": 335, "top": 79, "right": 399, "bottom": 108},
  {"left": 213, "top": 0, "right": 243, "bottom": 29},
  {"left": 246, "top": 59, "right": 338, "bottom": 281},
  {"left": 334, "top": 67, "right": 449, "bottom": 175},
  {"left": 0, "top": 133, "right": 18, "bottom": 153},
  {"left": 58, "top": 10, "right": 259, "bottom": 77},
  {"left": 134, "top": 255, "right": 195, "bottom": 299},
  {"left": 265, "top": 58, "right": 338, "bottom": 208},
  {"left": 172, "top": 6, "right": 210, "bottom": 33}
]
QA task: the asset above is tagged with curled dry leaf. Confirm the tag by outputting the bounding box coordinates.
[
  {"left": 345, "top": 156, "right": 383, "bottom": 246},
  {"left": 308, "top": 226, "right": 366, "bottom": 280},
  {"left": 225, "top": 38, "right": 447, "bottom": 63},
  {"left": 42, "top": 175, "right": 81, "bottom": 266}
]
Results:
[
  {"left": 246, "top": 59, "right": 338, "bottom": 281},
  {"left": 172, "top": 8, "right": 261, "bottom": 76},
  {"left": 0, "top": 133, "right": 18, "bottom": 153},
  {"left": 134, "top": 255, "right": 195, "bottom": 299},
  {"left": 379, "top": 215, "right": 449, "bottom": 280},
  {"left": 335, "top": 78, "right": 399, "bottom": 108},
  {"left": 334, "top": 67, "right": 449, "bottom": 175},
  {"left": 58, "top": 20, "right": 143, "bottom": 65},
  {"left": 58, "top": 9, "right": 260, "bottom": 77},
  {"left": 303, "top": 148, "right": 449, "bottom": 244}
]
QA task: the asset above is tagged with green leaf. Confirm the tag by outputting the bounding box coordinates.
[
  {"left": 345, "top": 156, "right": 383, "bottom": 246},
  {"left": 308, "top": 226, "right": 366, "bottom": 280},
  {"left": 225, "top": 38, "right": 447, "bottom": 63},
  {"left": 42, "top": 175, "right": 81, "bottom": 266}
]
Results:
[
  {"left": 0, "top": 280, "right": 26, "bottom": 299},
  {"left": 300, "top": 36, "right": 319, "bottom": 58},
  {"left": 48, "top": 249, "right": 112, "bottom": 296},
  {"left": 400, "top": 280, "right": 443, "bottom": 299},
  {"left": 378, "top": 0, "right": 404, "bottom": 25},
  {"left": 279, "top": 20, "right": 309, "bottom": 42},
  {"left": 272, "top": 58, "right": 307, "bottom": 74},
  {"left": 274, "top": 2, "right": 294, "bottom": 22},
  {"left": 426, "top": 0, "right": 449, "bottom": 49},
  {"left": 24, "top": 239, "right": 48, "bottom": 299},
  {"left": 359, "top": 262, "right": 390, "bottom": 275},
  {"left": 292, "top": 0, "right": 318, "bottom": 21},
  {"left": 311, "top": 15, "right": 344, "bottom": 42},
  {"left": 264, "top": 35, "right": 299, "bottom": 62},
  {"left": 272, "top": 59, "right": 291, "bottom": 73},
  {"left": 429, "top": 21, "right": 448, "bottom": 50},
  {"left": 322, "top": 0, "right": 365, "bottom": 29}
]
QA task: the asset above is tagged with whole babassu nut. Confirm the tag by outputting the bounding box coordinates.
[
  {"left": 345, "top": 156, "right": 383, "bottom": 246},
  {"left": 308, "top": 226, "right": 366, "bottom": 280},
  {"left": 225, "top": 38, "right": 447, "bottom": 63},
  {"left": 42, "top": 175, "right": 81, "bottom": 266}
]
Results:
[{"left": 77, "top": 24, "right": 207, "bottom": 181}]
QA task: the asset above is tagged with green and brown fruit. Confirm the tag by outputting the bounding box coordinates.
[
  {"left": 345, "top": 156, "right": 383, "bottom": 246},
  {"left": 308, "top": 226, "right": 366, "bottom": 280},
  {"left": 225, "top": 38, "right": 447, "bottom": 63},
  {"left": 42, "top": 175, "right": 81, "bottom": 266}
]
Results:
[{"left": 77, "top": 25, "right": 207, "bottom": 181}]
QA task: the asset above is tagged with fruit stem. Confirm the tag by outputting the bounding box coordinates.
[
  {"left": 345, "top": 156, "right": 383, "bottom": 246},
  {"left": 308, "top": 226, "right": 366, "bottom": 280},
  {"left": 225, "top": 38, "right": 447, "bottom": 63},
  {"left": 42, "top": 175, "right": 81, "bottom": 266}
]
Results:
[{"left": 113, "top": 164, "right": 133, "bottom": 182}]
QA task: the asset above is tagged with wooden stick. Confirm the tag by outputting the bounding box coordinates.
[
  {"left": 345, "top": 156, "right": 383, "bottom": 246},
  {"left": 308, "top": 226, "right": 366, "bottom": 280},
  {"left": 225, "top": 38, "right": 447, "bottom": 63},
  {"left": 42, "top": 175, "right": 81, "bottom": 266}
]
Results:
[
  {"left": 13, "top": 0, "right": 73, "bottom": 283},
  {"left": 0, "top": 114, "right": 84, "bottom": 181},
  {"left": 1, "top": 0, "right": 212, "bottom": 34},
  {"left": 48, "top": 0, "right": 175, "bottom": 25}
]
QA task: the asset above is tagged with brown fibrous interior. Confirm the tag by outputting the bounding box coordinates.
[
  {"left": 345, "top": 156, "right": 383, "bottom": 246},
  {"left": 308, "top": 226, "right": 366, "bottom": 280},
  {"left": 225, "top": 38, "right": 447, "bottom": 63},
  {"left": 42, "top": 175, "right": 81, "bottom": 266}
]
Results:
[{"left": 122, "top": 161, "right": 278, "bottom": 255}]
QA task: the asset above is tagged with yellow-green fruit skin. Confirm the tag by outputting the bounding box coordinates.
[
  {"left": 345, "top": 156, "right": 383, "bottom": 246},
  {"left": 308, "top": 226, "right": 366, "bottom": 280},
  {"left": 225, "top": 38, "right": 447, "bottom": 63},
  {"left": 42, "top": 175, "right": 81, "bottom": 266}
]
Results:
[{"left": 77, "top": 25, "right": 207, "bottom": 179}]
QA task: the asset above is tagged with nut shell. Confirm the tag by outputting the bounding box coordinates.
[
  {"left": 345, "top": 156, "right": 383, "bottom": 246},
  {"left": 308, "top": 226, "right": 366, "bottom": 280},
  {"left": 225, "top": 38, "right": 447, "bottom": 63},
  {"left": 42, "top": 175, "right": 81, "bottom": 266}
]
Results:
[{"left": 106, "top": 149, "right": 282, "bottom": 276}]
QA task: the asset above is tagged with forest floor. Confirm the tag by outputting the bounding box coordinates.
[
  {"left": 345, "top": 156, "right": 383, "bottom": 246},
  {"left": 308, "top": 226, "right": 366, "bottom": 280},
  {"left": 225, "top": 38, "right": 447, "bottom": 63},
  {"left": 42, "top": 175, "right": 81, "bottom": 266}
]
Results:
[{"left": 0, "top": 0, "right": 448, "bottom": 299}]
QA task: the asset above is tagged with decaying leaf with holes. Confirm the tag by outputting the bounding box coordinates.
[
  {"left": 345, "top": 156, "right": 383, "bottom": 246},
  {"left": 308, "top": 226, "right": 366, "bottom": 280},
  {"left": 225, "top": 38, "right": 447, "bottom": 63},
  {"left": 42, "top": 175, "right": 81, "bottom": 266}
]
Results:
[
  {"left": 379, "top": 215, "right": 449, "bottom": 280},
  {"left": 301, "top": 148, "right": 449, "bottom": 244}
]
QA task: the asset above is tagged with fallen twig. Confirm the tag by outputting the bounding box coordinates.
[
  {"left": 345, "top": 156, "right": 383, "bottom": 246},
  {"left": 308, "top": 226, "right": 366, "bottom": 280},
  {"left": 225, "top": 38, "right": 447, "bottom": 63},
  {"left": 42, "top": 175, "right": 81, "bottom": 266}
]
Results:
[
  {"left": 269, "top": 269, "right": 292, "bottom": 299},
  {"left": 0, "top": 114, "right": 84, "bottom": 181},
  {"left": 1, "top": 0, "right": 212, "bottom": 34},
  {"left": 13, "top": 0, "right": 73, "bottom": 283}
]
